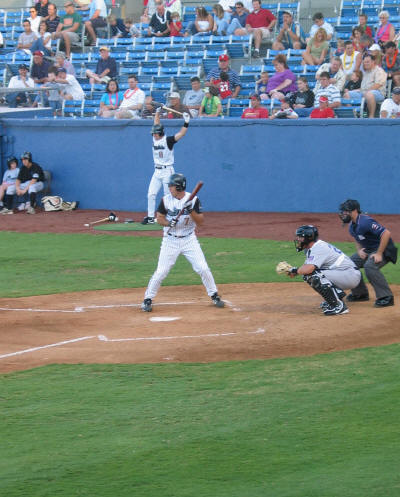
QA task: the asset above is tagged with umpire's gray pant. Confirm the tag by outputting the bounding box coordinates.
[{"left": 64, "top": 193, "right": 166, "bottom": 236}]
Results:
[{"left": 350, "top": 252, "right": 393, "bottom": 299}]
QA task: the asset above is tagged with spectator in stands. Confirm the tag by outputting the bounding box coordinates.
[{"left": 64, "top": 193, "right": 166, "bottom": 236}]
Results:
[
  {"left": 334, "top": 39, "right": 345, "bottom": 56},
  {"left": 355, "top": 13, "right": 373, "bottom": 39},
  {"left": 314, "top": 56, "right": 346, "bottom": 93},
  {"left": 98, "top": 79, "right": 123, "bottom": 118},
  {"left": 45, "top": 4, "right": 60, "bottom": 33},
  {"left": 310, "top": 95, "right": 335, "bottom": 118},
  {"left": 31, "top": 50, "right": 50, "bottom": 86},
  {"left": 245, "top": 0, "right": 276, "bottom": 57},
  {"left": 270, "top": 96, "right": 298, "bottom": 119},
  {"left": 380, "top": 85, "right": 400, "bottom": 117},
  {"left": 211, "top": 71, "right": 233, "bottom": 99},
  {"left": 43, "top": 67, "right": 63, "bottom": 116},
  {"left": 55, "top": 51, "right": 76, "bottom": 76},
  {"left": 212, "top": 4, "right": 244, "bottom": 36},
  {"left": 75, "top": 0, "right": 91, "bottom": 10},
  {"left": 343, "top": 70, "right": 363, "bottom": 99},
  {"left": 6, "top": 64, "right": 35, "bottom": 108},
  {"left": 255, "top": 71, "right": 269, "bottom": 100},
  {"left": 86, "top": 46, "right": 117, "bottom": 84},
  {"left": 35, "top": 0, "right": 49, "bottom": 19},
  {"left": 375, "top": 11, "right": 395, "bottom": 46},
  {"left": 52, "top": 2, "right": 82, "bottom": 59},
  {"left": 115, "top": 74, "right": 146, "bottom": 119},
  {"left": 347, "top": 54, "right": 387, "bottom": 117},
  {"left": 313, "top": 72, "right": 341, "bottom": 109},
  {"left": 55, "top": 67, "right": 85, "bottom": 101},
  {"left": 85, "top": 0, "right": 108, "bottom": 46},
  {"left": 231, "top": 2, "right": 248, "bottom": 34},
  {"left": 141, "top": 0, "right": 156, "bottom": 23},
  {"left": 290, "top": 76, "right": 314, "bottom": 109},
  {"left": 141, "top": 96, "right": 161, "bottom": 119},
  {"left": 199, "top": 86, "right": 222, "bottom": 117},
  {"left": 147, "top": 1, "right": 171, "bottom": 37},
  {"left": 166, "top": 92, "right": 189, "bottom": 118},
  {"left": 302, "top": 27, "right": 329, "bottom": 66},
  {"left": 15, "top": 152, "right": 45, "bottom": 215},
  {"left": 241, "top": 93, "right": 268, "bottom": 118},
  {"left": 382, "top": 41, "right": 400, "bottom": 88},
  {"left": 308, "top": 12, "right": 334, "bottom": 42},
  {"left": 30, "top": 20, "right": 52, "bottom": 55},
  {"left": 17, "top": 20, "right": 38, "bottom": 51},
  {"left": 124, "top": 18, "right": 141, "bottom": 38},
  {"left": 370, "top": 43, "right": 383, "bottom": 66},
  {"left": 28, "top": 6, "right": 42, "bottom": 35},
  {"left": 351, "top": 26, "right": 364, "bottom": 53},
  {"left": 169, "top": 12, "right": 183, "bottom": 36},
  {"left": 165, "top": 0, "right": 182, "bottom": 18},
  {"left": 206, "top": 54, "right": 241, "bottom": 98},
  {"left": 184, "top": 7, "right": 214, "bottom": 37},
  {"left": 183, "top": 76, "right": 204, "bottom": 117},
  {"left": 272, "top": 10, "right": 305, "bottom": 51},
  {"left": 266, "top": 54, "right": 297, "bottom": 100},
  {"left": 108, "top": 14, "right": 130, "bottom": 38},
  {"left": 0, "top": 157, "right": 20, "bottom": 215},
  {"left": 341, "top": 40, "right": 362, "bottom": 79}
]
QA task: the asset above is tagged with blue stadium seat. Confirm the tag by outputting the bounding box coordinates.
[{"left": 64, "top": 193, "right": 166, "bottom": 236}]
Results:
[{"left": 62, "top": 100, "right": 84, "bottom": 117}]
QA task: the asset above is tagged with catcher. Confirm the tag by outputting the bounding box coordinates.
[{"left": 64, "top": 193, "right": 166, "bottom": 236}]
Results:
[{"left": 276, "top": 225, "right": 361, "bottom": 315}]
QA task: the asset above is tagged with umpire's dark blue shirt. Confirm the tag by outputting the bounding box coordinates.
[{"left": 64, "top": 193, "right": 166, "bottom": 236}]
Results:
[{"left": 349, "top": 214, "right": 386, "bottom": 252}]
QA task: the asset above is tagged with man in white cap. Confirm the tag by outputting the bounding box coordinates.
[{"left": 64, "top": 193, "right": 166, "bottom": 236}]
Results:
[
  {"left": 85, "top": 46, "right": 117, "bottom": 84},
  {"left": 164, "top": 92, "right": 189, "bottom": 119},
  {"left": 380, "top": 86, "right": 400, "bottom": 118}
]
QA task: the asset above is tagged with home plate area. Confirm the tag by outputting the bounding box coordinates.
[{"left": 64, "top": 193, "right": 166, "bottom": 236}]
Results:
[{"left": 1, "top": 283, "right": 399, "bottom": 373}]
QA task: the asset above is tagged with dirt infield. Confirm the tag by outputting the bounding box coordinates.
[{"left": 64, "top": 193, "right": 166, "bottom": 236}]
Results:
[{"left": 1, "top": 210, "right": 399, "bottom": 373}]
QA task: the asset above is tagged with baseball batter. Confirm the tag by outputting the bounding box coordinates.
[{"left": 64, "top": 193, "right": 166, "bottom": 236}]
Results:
[
  {"left": 141, "top": 173, "right": 224, "bottom": 312},
  {"left": 141, "top": 108, "right": 191, "bottom": 225},
  {"left": 287, "top": 225, "right": 361, "bottom": 315}
]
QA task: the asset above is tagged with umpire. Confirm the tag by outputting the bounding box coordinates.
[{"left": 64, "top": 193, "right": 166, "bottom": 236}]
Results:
[{"left": 339, "top": 199, "right": 397, "bottom": 307}]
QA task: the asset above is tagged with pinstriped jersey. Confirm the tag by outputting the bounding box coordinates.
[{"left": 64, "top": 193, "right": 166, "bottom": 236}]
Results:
[
  {"left": 152, "top": 135, "right": 176, "bottom": 167},
  {"left": 158, "top": 192, "right": 202, "bottom": 237}
]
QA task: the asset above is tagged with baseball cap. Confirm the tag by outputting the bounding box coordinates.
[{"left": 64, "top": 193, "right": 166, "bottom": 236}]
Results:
[
  {"left": 369, "top": 43, "right": 381, "bottom": 51},
  {"left": 99, "top": 46, "right": 109, "bottom": 51},
  {"left": 392, "top": 86, "right": 400, "bottom": 95},
  {"left": 250, "top": 93, "right": 260, "bottom": 100},
  {"left": 319, "top": 95, "right": 329, "bottom": 102},
  {"left": 219, "top": 54, "right": 229, "bottom": 62},
  {"left": 282, "top": 10, "right": 293, "bottom": 16},
  {"left": 57, "top": 67, "right": 67, "bottom": 73},
  {"left": 64, "top": 1, "right": 73, "bottom": 6},
  {"left": 169, "top": 91, "right": 180, "bottom": 99},
  {"left": 33, "top": 50, "right": 43, "bottom": 56},
  {"left": 18, "top": 63, "right": 29, "bottom": 70}
]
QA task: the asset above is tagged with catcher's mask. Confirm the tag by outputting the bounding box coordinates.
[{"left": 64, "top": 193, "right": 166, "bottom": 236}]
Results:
[
  {"left": 168, "top": 173, "right": 186, "bottom": 192},
  {"left": 151, "top": 123, "right": 164, "bottom": 136},
  {"left": 339, "top": 199, "right": 361, "bottom": 224},
  {"left": 7, "top": 156, "right": 18, "bottom": 168},
  {"left": 294, "top": 225, "right": 319, "bottom": 252}
]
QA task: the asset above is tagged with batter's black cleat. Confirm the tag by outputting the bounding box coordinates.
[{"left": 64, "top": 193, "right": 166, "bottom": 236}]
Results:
[
  {"left": 374, "top": 295, "right": 394, "bottom": 307},
  {"left": 346, "top": 293, "right": 369, "bottom": 302},
  {"left": 141, "top": 216, "right": 155, "bottom": 225},
  {"left": 324, "top": 301, "right": 349, "bottom": 316},
  {"left": 141, "top": 298, "right": 153, "bottom": 312},
  {"left": 211, "top": 293, "right": 225, "bottom": 308}
]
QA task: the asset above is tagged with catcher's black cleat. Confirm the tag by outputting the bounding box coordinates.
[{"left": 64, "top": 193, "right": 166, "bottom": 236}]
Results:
[
  {"left": 141, "top": 216, "right": 155, "bottom": 225},
  {"left": 141, "top": 298, "right": 153, "bottom": 312},
  {"left": 324, "top": 301, "right": 349, "bottom": 316},
  {"left": 211, "top": 293, "right": 225, "bottom": 308}
]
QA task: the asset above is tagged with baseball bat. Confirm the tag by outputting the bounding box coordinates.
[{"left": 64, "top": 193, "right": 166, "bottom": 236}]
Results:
[
  {"left": 84, "top": 212, "right": 119, "bottom": 227},
  {"left": 150, "top": 101, "right": 185, "bottom": 117},
  {"left": 166, "top": 181, "right": 204, "bottom": 234}
]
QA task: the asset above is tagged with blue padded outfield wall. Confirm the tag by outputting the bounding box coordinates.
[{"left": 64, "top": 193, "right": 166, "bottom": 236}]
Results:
[{"left": 0, "top": 118, "right": 399, "bottom": 214}]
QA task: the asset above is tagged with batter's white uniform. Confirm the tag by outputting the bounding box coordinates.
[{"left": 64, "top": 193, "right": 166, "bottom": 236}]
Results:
[
  {"left": 305, "top": 240, "right": 361, "bottom": 290},
  {"left": 144, "top": 192, "right": 219, "bottom": 299},
  {"left": 146, "top": 135, "right": 176, "bottom": 219}
]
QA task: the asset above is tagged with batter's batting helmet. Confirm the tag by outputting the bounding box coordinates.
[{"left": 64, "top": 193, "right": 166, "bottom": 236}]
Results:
[
  {"left": 7, "top": 156, "right": 18, "bottom": 168},
  {"left": 168, "top": 173, "right": 186, "bottom": 191},
  {"left": 151, "top": 124, "right": 164, "bottom": 136},
  {"left": 21, "top": 151, "right": 32, "bottom": 161},
  {"left": 294, "top": 225, "right": 319, "bottom": 252},
  {"left": 339, "top": 199, "right": 361, "bottom": 224}
]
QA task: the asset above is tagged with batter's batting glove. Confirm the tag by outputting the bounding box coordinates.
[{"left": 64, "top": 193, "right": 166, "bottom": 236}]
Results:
[
  {"left": 169, "top": 217, "right": 178, "bottom": 227},
  {"left": 183, "top": 112, "right": 190, "bottom": 124}
]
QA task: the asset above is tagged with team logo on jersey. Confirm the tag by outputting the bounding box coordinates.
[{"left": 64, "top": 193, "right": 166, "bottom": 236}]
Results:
[
  {"left": 167, "top": 208, "right": 181, "bottom": 217},
  {"left": 153, "top": 145, "right": 166, "bottom": 150},
  {"left": 371, "top": 223, "right": 379, "bottom": 230}
]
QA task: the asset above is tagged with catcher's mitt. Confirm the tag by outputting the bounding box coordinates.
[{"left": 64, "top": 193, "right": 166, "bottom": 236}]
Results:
[{"left": 276, "top": 261, "right": 297, "bottom": 275}]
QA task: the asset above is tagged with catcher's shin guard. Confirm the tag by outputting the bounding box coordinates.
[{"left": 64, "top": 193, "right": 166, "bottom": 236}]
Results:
[{"left": 303, "top": 272, "right": 341, "bottom": 307}]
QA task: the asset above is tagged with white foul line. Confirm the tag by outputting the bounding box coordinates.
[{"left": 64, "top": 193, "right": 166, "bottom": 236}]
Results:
[{"left": 0, "top": 336, "right": 95, "bottom": 359}]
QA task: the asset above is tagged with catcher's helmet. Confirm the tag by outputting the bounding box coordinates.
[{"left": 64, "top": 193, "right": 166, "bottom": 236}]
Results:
[
  {"left": 7, "top": 156, "right": 18, "bottom": 168},
  {"left": 339, "top": 199, "right": 361, "bottom": 224},
  {"left": 168, "top": 173, "right": 186, "bottom": 191},
  {"left": 151, "top": 123, "right": 164, "bottom": 136},
  {"left": 294, "top": 225, "right": 319, "bottom": 252},
  {"left": 21, "top": 151, "right": 32, "bottom": 161}
]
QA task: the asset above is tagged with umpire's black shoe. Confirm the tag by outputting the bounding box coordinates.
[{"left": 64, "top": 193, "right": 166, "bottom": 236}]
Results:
[
  {"left": 346, "top": 293, "right": 369, "bottom": 302},
  {"left": 141, "top": 216, "right": 155, "bottom": 225},
  {"left": 374, "top": 296, "right": 394, "bottom": 307},
  {"left": 211, "top": 293, "right": 225, "bottom": 308},
  {"left": 141, "top": 298, "right": 153, "bottom": 312}
]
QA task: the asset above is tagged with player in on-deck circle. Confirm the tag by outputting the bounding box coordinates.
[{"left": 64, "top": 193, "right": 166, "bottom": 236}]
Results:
[
  {"left": 141, "top": 173, "right": 224, "bottom": 312},
  {"left": 287, "top": 225, "right": 362, "bottom": 315},
  {"left": 141, "top": 107, "right": 191, "bottom": 225}
]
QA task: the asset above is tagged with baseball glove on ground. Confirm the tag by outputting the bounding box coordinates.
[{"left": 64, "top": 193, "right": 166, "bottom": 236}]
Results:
[{"left": 276, "top": 261, "right": 296, "bottom": 275}]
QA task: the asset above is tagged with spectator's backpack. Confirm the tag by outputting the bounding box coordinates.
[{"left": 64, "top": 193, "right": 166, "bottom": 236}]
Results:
[{"left": 42, "top": 196, "right": 78, "bottom": 211}]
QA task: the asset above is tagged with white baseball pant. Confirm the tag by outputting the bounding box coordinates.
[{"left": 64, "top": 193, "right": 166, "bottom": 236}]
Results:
[
  {"left": 10, "top": 181, "right": 44, "bottom": 195},
  {"left": 320, "top": 267, "right": 361, "bottom": 290},
  {"left": 147, "top": 165, "right": 174, "bottom": 218}
]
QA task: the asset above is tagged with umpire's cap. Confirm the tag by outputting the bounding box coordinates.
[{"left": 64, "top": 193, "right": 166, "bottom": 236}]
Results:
[
  {"left": 168, "top": 173, "right": 186, "bottom": 191},
  {"left": 339, "top": 199, "right": 361, "bottom": 213}
]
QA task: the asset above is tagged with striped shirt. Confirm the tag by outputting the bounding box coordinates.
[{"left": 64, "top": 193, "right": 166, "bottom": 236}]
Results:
[
  {"left": 206, "top": 67, "right": 241, "bottom": 90},
  {"left": 314, "top": 84, "right": 341, "bottom": 104}
]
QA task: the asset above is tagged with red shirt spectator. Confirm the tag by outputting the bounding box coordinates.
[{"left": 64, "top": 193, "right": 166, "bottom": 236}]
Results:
[
  {"left": 212, "top": 72, "right": 233, "bottom": 99},
  {"left": 246, "top": 5, "right": 275, "bottom": 28},
  {"left": 241, "top": 94, "right": 269, "bottom": 118},
  {"left": 310, "top": 96, "right": 336, "bottom": 118}
]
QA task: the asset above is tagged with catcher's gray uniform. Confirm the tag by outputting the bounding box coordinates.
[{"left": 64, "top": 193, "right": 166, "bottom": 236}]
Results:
[{"left": 305, "top": 240, "right": 361, "bottom": 290}]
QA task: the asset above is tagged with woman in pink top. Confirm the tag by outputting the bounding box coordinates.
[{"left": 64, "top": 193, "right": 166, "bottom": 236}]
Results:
[{"left": 375, "top": 11, "right": 395, "bottom": 45}]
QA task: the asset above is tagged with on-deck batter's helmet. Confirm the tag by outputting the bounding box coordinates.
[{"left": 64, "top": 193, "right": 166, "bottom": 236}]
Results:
[
  {"left": 21, "top": 151, "right": 32, "bottom": 162},
  {"left": 294, "top": 225, "right": 319, "bottom": 252},
  {"left": 7, "top": 156, "right": 18, "bottom": 168},
  {"left": 151, "top": 123, "right": 164, "bottom": 136},
  {"left": 339, "top": 199, "right": 361, "bottom": 224},
  {"left": 168, "top": 173, "right": 186, "bottom": 191}
]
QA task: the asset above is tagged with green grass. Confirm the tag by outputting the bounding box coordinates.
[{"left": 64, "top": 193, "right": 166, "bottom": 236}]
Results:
[
  {"left": 0, "top": 232, "right": 398, "bottom": 298},
  {"left": 1, "top": 345, "right": 400, "bottom": 497}
]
